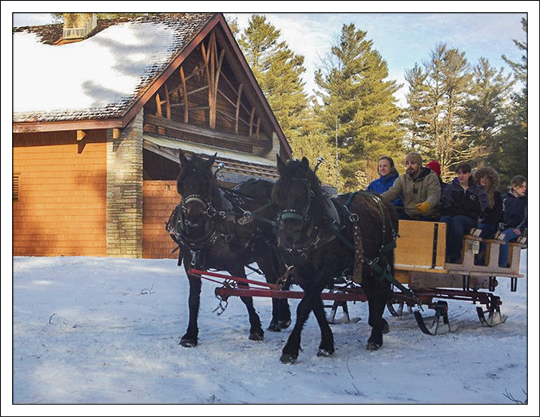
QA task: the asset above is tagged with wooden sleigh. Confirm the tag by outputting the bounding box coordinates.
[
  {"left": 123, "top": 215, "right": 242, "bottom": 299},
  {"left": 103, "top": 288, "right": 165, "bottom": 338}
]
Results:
[
  {"left": 390, "top": 220, "right": 527, "bottom": 334},
  {"left": 198, "top": 220, "right": 527, "bottom": 335}
]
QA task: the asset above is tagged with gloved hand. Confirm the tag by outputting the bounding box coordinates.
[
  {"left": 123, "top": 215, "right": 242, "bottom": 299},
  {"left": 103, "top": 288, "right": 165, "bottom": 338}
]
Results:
[{"left": 414, "top": 201, "right": 431, "bottom": 215}]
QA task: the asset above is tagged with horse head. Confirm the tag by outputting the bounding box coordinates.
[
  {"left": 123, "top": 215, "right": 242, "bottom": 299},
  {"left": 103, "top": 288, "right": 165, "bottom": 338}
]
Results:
[
  {"left": 176, "top": 150, "right": 221, "bottom": 240},
  {"left": 272, "top": 155, "right": 324, "bottom": 252}
]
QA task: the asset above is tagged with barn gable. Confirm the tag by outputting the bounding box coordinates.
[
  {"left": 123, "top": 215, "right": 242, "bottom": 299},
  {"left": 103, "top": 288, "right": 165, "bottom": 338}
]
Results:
[{"left": 13, "top": 13, "right": 291, "bottom": 258}]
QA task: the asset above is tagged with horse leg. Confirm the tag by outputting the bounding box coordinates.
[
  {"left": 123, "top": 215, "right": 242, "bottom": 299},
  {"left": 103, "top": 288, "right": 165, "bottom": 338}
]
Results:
[
  {"left": 280, "top": 286, "right": 321, "bottom": 364},
  {"left": 256, "top": 251, "right": 291, "bottom": 331},
  {"left": 363, "top": 277, "right": 392, "bottom": 351},
  {"left": 311, "top": 295, "right": 335, "bottom": 357},
  {"left": 180, "top": 268, "right": 202, "bottom": 347},
  {"left": 231, "top": 266, "right": 264, "bottom": 342}
]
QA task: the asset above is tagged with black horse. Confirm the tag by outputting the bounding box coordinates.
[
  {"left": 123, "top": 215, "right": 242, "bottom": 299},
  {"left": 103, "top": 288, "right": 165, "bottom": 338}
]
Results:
[
  {"left": 272, "top": 156, "right": 399, "bottom": 363},
  {"left": 168, "top": 151, "right": 291, "bottom": 347}
]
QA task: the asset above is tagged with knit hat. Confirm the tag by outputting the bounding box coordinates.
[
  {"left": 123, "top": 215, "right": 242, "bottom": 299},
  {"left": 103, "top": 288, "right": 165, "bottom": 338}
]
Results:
[
  {"left": 405, "top": 152, "right": 423, "bottom": 166},
  {"left": 426, "top": 160, "right": 441, "bottom": 177}
]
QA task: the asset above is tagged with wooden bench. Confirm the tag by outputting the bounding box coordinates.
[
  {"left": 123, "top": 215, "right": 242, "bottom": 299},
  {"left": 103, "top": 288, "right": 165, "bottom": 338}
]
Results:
[{"left": 393, "top": 221, "right": 525, "bottom": 291}]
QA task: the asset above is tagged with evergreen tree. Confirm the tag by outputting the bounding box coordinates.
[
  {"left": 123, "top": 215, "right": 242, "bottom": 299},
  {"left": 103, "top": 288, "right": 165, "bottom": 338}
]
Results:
[
  {"left": 488, "top": 17, "right": 528, "bottom": 190},
  {"left": 237, "top": 15, "right": 309, "bottom": 147},
  {"left": 314, "top": 23, "right": 403, "bottom": 191},
  {"left": 462, "top": 58, "right": 514, "bottom": 165},
  {"left": 404, "top": 43, "right": 473, "bottom": 180}
]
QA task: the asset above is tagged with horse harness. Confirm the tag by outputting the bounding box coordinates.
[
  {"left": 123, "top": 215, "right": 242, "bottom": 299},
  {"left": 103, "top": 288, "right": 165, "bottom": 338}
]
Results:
[
  {"left": 166, "top": 185, "right": 275, "bottom": 269},
  {"left": 276, "top": 186, "right": 418, "bottom": 301}
]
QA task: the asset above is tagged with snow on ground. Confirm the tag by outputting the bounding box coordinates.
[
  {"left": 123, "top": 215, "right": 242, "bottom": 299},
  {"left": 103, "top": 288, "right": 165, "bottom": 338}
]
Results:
[{"left": 5, "top": 250, "right": 538, "bottom": 413}]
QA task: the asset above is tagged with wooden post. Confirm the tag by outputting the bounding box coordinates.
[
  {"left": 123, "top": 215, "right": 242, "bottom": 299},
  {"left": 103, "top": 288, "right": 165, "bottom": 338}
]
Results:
[
  {"left": 235, "top": 84, "right": 243, "bottom": 133},
  {"left": 249, "top": 108, "right": 255, "bottom": 137},
  {"left": 180, "top": 66, "right": 188, "bottom": 123},
  {"left": 165, "top": 84, "right": 171, "bottom": 119}
]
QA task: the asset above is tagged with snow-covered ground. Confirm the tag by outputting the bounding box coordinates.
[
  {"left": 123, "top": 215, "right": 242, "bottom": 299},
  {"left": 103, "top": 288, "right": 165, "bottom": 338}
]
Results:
[{"left": 5, "top": 250, "right": 538, "bottom": 413}]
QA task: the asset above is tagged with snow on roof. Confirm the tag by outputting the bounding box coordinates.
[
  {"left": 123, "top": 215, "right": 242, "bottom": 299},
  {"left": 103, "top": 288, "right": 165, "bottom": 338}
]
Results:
[{"left": 13, "top": 14, "right": 214, "bottom": 123}]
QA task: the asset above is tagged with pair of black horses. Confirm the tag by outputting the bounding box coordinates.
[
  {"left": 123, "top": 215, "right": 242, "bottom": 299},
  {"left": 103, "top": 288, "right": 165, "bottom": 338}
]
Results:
[{"left": 170, "top": 151, "right": 399, "bottom": 364}]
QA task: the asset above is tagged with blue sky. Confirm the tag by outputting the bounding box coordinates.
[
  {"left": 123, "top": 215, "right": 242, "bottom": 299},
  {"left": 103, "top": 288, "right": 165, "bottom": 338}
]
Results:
[
  {"left": 10, "top": 8, "right": 529, "bottom": 106},
  {"left": 227, "top": 12, "right": 527, "bottom": 104}
]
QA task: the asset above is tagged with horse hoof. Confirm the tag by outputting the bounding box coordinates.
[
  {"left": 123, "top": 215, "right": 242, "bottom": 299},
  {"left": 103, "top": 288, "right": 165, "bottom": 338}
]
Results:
[
  {"left": 366, "top": 341, "right": 381, "bottom": 351},
  {"left": 267, "top": 322, "right": 281, "bottom": 332},
  {"left": 382, "top": 319, "right": 390, "bottom": 334},
  {"left": 180, "top": 337, "right": 198, "bottom": 348},
  {"left": 317, "top": 348, "right": 334, "bottom": 357},
  {"left": 278, "top": 319, "right": 292, "bottom": 329},
  {"left": 249, "top": 331, "right": 264, "bottom": 341},
  {"left": 280, "top": 353, "right": 298, "bottom": 364}
]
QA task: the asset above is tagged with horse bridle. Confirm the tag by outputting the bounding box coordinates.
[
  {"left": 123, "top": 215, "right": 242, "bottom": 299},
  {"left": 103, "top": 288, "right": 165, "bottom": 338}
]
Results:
[
  {"left": 180, "top": 194, "right": 219, "bottom": 219},
  {"left": 276, "top": 178, "right": 314, "bottom": 225},
  {"left": 276, "top": 177, "right": 335, "bottom": 258}
]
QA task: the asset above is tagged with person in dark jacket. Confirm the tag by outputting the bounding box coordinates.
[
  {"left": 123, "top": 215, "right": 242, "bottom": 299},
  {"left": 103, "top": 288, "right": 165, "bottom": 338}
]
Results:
[
  {"left": 367, "top": 156, "right": 403, "bottom": 207},
  {"left": 440, "top": 163, "right": 489, "bottom": 263},
  {"left": 473, "top": 166, "right": 503, "bottom": 239},
  {"left": 498, "top": 175, "right": 527, "bottom": 267}
]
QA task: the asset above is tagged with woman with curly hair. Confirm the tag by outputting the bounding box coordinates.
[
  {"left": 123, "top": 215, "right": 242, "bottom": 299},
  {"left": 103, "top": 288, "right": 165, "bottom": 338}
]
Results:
[{"left": 473, "top": 166, "right": 503, "bottom": 239}]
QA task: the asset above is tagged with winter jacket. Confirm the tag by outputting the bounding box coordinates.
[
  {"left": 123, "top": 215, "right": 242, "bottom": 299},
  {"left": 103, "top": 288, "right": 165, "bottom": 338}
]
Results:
[
  {"left": 480, "top": 191, "right": 503, "bottom": 227},
  {"left": 440, "top": 178, "right": 489, "bottom": 221},
  {"left": 366, "top": 170, "right": 403, "bottom": 207},
  {"left": 381, "top": 167, "right": 441, "bottom": 219},
  {"left": 473, "top": 166, "right": 502, "bottom": 227},
  {"left": 502, "top": 192, "right": 527, "bottom": 232}
]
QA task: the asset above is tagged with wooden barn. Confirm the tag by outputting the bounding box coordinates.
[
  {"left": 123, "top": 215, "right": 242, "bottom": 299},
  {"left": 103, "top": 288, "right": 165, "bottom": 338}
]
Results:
[{"left": 13, "top": 13, "right": 292, "bottom": 258}]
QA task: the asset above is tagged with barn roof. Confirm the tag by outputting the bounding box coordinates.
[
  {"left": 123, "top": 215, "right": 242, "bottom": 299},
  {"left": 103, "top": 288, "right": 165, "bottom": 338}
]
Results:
[{"left": 13, "top": 13, "right": 215, "bottom": 123}]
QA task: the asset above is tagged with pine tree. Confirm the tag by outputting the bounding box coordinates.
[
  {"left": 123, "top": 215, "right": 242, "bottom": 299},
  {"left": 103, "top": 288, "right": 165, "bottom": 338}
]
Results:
[
  {"left": 488, "top": 17, "right": 528, "bottom": 190},
  {"left": 314, "top": 23, "right": 403, "bottom": 191},
  {"left": 462, "top": 58, "right": 514, "bottom": 164},
  {"left": 237, "top": 15, "right": 309, "bottom": 146},
  {"left": 404, "top": 43, "right": 473, "bottom": 180}
]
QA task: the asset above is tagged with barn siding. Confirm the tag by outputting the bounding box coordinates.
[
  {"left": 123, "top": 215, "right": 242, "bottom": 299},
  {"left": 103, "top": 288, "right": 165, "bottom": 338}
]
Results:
[
  {"left": 13, "top": 130, "right": 108, "bottom": 256},
  {"left": 142, "top": 180, "right": 180, "bottom": 259}
]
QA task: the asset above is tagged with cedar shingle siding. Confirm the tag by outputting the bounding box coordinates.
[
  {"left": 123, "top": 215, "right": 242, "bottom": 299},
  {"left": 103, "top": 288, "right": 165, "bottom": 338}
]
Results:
[
  {"left": 13, "top": 131, "right": 108, "bottom": 256},
  {"left": 142, "top": 181, "right": 179, "bottom": 259}
]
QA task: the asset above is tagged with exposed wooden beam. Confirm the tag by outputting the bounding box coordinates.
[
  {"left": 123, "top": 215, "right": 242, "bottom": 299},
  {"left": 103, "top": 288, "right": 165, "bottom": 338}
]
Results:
[
  {"left": 119, "top": 14, "right": 222, "bottom": 130},
  {"left": 144, "top": 114, "right": 271, "bottom": 149},
  {"left": 187, "top": 85, "right": 209, "bottom": 96},
  {"left": 155, "top": 93, "right": 162, "bottom": 117},
  {"left": 180, "top": 66, "right": 188, "bottom": 123},
  {"left": 217, "top": 88, "right": 237, "bottom": 108},
  {"left": 235, "top": 84, "right": 243, "bottom": 133},
  {"left": 77, "top": 130, "right": 86, "bottom": 141},
  {"left": 165, "top": 84, "right": 171, "bottom": 119},
  {"left": 112, "top": 128, "right": 121, "bottom": 139},
  {"left": 212, "top": 17, "right": 292, "bottom": 157},
  {"left": 249, "top": 108, "right": 256, "bottom": 137},
  {"left": 13, "top": 118, "right": 123, "bottom": 133}
]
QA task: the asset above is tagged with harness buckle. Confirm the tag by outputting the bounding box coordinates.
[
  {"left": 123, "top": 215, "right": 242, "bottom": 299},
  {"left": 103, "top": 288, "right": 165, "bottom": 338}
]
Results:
[{"left": 349, "top": 213, "right": 359, "bottom": 223}]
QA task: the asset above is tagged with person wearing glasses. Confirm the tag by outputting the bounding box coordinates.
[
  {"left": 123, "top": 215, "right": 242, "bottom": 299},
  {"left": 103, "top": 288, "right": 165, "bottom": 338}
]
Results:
[
  {"left": 498, "top": 175, "right": 527, "bottom": 268},
  {"left": 381, "top": 152, "right": 441, "bottom": 221}
]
